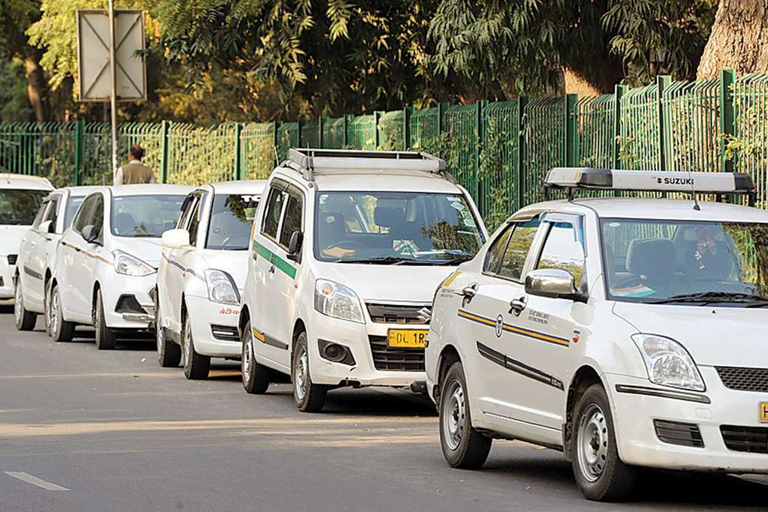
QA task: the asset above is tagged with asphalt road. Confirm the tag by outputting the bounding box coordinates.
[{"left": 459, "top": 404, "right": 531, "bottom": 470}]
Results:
[{"left": 0, "top": 304, "right": 766, "bottom": 512}]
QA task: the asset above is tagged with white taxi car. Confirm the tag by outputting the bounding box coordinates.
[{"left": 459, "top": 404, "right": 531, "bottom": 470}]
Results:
[
  {"left": 156, "top": 180, "right": 266, "bottom": 379},
  {"left": 427, "top": 168, "right": 768, "bottom": 501},
  {"left": 50, "top": 184, "right": 191, "bottom": 348},
  {"left": 15, "top": 186, "right": 99, "bottom": 332},
  {"left": 239, "top": 149, "right": 487, "bottom": 412},
  {"left": 0, "top": 173, "right": 53, "bottom": 304}
]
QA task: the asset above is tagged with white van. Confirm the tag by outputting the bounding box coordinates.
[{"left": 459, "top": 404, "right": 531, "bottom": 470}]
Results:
[{"left": 239, "top": 149, "right": 487, "bottom": 412}]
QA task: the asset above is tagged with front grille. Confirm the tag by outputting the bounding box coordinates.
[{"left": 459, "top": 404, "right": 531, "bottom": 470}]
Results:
[
  {"left": 654, "top": 420, "right": 704, "bottom": 448},
  {"left": 211, "top": 325, "right": 239, "bottom": 342},
  {"left": 368, "top": 335, "right": 425, "bottom": 372},
  {"left": 7, "top": 254, "right": 17, "bottom": 265},
  {"left": 717, "top": 366, "right": 768, "bottom": 392},
  {"left": 721, "top": 425, "right": 768, "bottom": 454},
  {"left": 366, "top": 303, "right": 430, "bottom": 325}
]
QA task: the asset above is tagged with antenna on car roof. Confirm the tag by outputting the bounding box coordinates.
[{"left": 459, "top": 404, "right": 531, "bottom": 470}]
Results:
[{"left": 686, "top": 167, "right": 700, "bottom": 211}]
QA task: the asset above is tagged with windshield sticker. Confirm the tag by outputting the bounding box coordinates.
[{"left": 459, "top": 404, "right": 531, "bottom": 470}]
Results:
[
  {"left": 449, "top": 202, "right": 465, "bottom": 211},
  {"left": 612, "top": 284, "right": 656, "bottom": 298},
  {"left": 394, "top": 239, "right": 419, "bottom": 256}
]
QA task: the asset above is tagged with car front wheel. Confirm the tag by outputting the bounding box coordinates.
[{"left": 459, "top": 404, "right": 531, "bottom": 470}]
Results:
[
  {"left": 94, "top": 289, "right": 116, "bottom": 350},
  {"left": 156, "top": 292, "right": 181, "bottom": 367},
  {"left": 49, "top": 284, "right": 75, "bottom": 342},
  {"left": 291, "top": 331, "right": 327, "bottom": 412},
  {"left": 182, "top": 313, "right": 210, "bottom": 380},
  {"left": 14, "top": 278, "right": 37, "bottom": 331},
  {"left": 241, "top": 320, "right": 270, "bottom": 394}
]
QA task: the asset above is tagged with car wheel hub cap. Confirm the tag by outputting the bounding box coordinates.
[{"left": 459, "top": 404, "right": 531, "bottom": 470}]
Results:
[
  {"left": 183, "top": 324, "right": 192, "bottom": 367},
  {"left": 443, "top": 381, "right": 465, "bottom": 451},
  {"left": 243, "top": 334, "right": 253, "bottom": 383},
  {"left": 14, "top": 284, "right": 22, "bottom": 324},
  {"left": 295, "top": 348, "right": 308, "bottom": 401},
  {"left": 577, "top": 405, "right": 608, "bottom": 482},
  {"left": 50, "top": 293, "right": 59, "bottom": 334}
]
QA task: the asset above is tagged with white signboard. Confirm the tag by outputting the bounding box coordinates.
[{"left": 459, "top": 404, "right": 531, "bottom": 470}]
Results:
[{"left": 77, "top": 9, "right": 146, "bottom": 101}]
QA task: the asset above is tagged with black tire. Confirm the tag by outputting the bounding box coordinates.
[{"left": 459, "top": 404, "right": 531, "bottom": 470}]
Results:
[
  {"left": 94, "top": 289, "right": 117, "bottom": 350},
  {"left": 156, "top": 292, "right": 180, "bottom": 367},
  {"left": 182, "top": 313, "right": 210, "bottom": 380},
  {"left": 241, "top": 320, "right": 270, "bottom": 394},
  {"left": 570, "top": 383, "right": 637, "bottom": 501},
  {"left": 14, "top": 277, "right": 37, "bottom": 331},
  {"left": 439, "top": 362, "right": 492, "bottom": 468},
  {"left": 291, "top": 331, "right": 328, "bottom": 413},
  {"left": 49, "top": 284, "right": 75, "bottom": 342},
  {"left": 43, "top": 279, "right": 53, "bottom": 336}
]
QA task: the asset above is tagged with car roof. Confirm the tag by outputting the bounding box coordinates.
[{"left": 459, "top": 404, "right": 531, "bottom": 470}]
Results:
[
  {"left": 274, "top": 168, "right": 465, "bottom": 194},
  {"left": 0, "top": 173, "right": 54, "bottom": 191},
  {"left": 207, "top": 180, "right": 268, "bottom": 195},
  {"left": 516, "top": 197, "right": 768, "bottom": 223},
  {"left": 55, "top": 185, "right": 103, "bottom": 197},
  {"left": 108, "top": 184, "right": 194, "bottom": 197}
]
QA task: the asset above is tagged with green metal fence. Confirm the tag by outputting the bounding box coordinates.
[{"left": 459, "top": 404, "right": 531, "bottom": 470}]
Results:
[{"left": 2, "top": 69, "right": 767, "bottom": 230}]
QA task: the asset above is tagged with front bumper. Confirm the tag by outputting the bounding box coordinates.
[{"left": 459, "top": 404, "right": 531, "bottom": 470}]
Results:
[
  {"left": 606, "top": 369, "right": 768, "bottom": 473},
  {"left": 102, "top": 272, "right": 157, "bottom": 330},
  {"left": 0, "top": 257, "right": 15, "bottom": 299},
  {"left": 185, "top": 294, "right": 241, "bottom": 358},
  {"left": 308, "top": 310, "right": 427, "bottom": 388}
]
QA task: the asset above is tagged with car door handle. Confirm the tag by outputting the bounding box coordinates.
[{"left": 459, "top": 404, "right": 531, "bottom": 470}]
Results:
[
  {"left": 268, "top": 264, "right": 276, "bottom": 274},
  {"left": 461, "top": 283, "right": 478, "bottom": 299},
  {"left": 509, "top": 296, "right": 527, "bottom": 316}
]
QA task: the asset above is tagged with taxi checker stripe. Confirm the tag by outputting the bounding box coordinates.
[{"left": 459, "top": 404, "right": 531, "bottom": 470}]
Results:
[
  {"left": 457, "top": 309, "right": 569, "bottom": 347},
  {"left": 255, "top": 242, "right": 297, "bottom": 280}
]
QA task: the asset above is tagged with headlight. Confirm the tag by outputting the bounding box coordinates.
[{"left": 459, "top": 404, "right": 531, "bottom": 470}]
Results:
[
  {"left": 113, "top": 250, "right": 155, "bottom": 276},
  {"left": 205, "top": 269, "right": 240, "bottom": 305},
  {"left": 314, "top": 279, "right": 364, "bottom": 324},
  {"left": 631, "top": 334, "right": 705, "bottom": 391}
]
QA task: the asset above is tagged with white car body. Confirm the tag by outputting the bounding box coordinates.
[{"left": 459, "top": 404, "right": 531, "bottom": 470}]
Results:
[
  {"left": 51, "top": 184, "right": 192, "bottom": 346},
  {"left": 156, "top": 180, "right": 266, "bottom": 376},
  {"left": 427, "top": 196, "right": 768, "bottom": 483},
  {"left": 240, "top": 149, "right": 487, "bottom": 409},
  {"left": 0, "top": 174, "right": 53, "bottom": 299}
]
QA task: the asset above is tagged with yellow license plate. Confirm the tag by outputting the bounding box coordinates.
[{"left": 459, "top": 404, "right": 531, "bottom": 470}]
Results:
[
  {"left": 760, "top": 402, "right": 768, "bottom": 423},
  {"left": 388, "top": 329, "right": 428, "bottom": 349}
]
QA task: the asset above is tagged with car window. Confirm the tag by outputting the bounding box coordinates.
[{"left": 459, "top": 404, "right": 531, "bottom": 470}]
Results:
[
  {"left": 262, "top": 185, "right": 286, "bottom": 241},
  {"left": 43, "top": 196, "right": 61, "bottom": 233},
  {"left": 111, "top": 195, "right": 186, "bottom": 238},
  {"left": 32, "top": 200, "right": 50, "bottom": 230},
  {"left": 497, "top": 218, "right": 541, "bottom": 281},
  {"left": 177, "top": 193, "right": 197, "bottom": 230},
  {"left": 483, "top": 224, "right": 514, "bottom": 274},
  {"left": 279, "top": 193, "right": 303, "bottom": 249},
  {"left": 536, "top": 221, "right": 585, "bottom": 286},
  {"left": 91, "top": 195, "right": 104, "bottom": 233},
  {"left": 64, "top": 195, "right": 85, "bottom": 231},
  {"left": 0, "top": 189, "right": 48, "bottom": 226},
  {"left": 207, "top": 193, "right": 260, "bottom": 251},
  {"left": 187, "top": 195, "right": 205, "bottom": 246},
  {"left": 73, "top": 194, "right": 99, "bottom": 234}
]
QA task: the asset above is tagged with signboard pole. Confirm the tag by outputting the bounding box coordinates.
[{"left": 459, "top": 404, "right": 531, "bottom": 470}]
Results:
[{"left": 108, "top": 0, "right": 118, "bottom": 181}]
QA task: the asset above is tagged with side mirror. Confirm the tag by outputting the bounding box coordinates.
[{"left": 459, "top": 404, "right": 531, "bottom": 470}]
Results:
[
  {"left": 39, "top": 220, "right": 54, "bottom": 234},
  {"left": 287, "top": 230, "right": 303, "bottom": 262},
  {"left": 524, "top": 268, "right": 586, "bottom": 302},
  {"left": 81, "top": 225, "right": 101, "bottom": 245},
  {"left": 162, "top": 228, "right": 190, "bottom": 249}
]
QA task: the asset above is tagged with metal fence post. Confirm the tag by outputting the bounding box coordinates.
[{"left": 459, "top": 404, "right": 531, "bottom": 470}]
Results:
[
  {"left": 273, "top": 121, "right": 280, "bottom": 164},
  {"left": 74, "top": 120, "right": 84, "bottom": 185},
  {"left": 564, "top": 93, "right": 578, "bottom": 167},
  {"left": 516, "top": 97, "right": 528, "bottom": 209},
  {"left": 657, "top": 75, "right": 671, "bottom": 170},
  {"left": 403, "top": 107, "right": 411, "bottom": 150},
  {"left": 343, "top": 115, "right": 349, "bottom": 147},
  {"left": 438, "top": 103, "right": 446, "bottom": 135},
  {"left": 374, "top": 111, "right": 381, "bottom": 148},
  {"left": 234, "top": 122, "right": 243, "bottom": 181},
  {"left": 720, "top": 69, "right": 736, "bottom": 173},
  {"left": 475, "top": 100, "right": 484, "bottom": 206},
  {"left": 160, "top": 120, "right": 169, "bottom": 184},
  {"left": 612, "top": 85, "right": 627, "bottom": 169},
  {"left": 318, "top": 117, "right": 324, "bottom": 148}
]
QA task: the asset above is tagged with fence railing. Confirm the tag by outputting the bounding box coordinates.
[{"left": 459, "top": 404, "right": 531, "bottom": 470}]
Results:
[{"left": 1, "top": 69, "right": 766, "bottom": 229}]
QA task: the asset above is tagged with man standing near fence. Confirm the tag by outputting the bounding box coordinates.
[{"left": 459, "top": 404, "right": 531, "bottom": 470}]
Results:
[{"left": 114, "top": 144, "right": 156, "bottom": 185}]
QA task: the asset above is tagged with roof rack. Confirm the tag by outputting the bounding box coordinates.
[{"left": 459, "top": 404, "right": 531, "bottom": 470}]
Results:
[
  {"left": 543, "top": 167, "right": 756, "bottom": 205},
  {"left": 283, "top": 148, "right": 450, "bottom": 183}
]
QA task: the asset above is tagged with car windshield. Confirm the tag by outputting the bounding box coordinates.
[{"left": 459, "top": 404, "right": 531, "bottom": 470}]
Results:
[
  {"left": 602, "top": 218, "right": 768, "bottom": 305},
  {"left": 64, "top": 196, "right": 85, "bottom": 230},
  {"left": 111, "top": 195, "right": 186, "bottom": 238},
  {"left": 315, "top": 191, "right": 484, "bottom": 264},
  {"left": 206, "top": 193, "right": 260, "bottom": 250},
  {"left": 0, "top": 189, "right": 48, "bottom": 225}
]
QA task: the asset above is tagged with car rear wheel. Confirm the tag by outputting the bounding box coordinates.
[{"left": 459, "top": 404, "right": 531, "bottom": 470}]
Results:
[
  {"left": 571, "top": 383, "right": 636, "bottom": 501},
  {"left": 439, "top": 361, "right": 492, "bottom": 468},
  {"left": 49, "top": 284, "right": 74, "bottom": 342},
  {"left": 14, "top": 278, "right": 37, "bottom": 331},
  {"left": 94, "top": 289, "right": 117, "bottom": 350},
  {"left": 292, "top": 331, "right": 327, "bottom": 413},
  {"left": 182, "top": 313, "right": 210, "bottom": 380},
  {"left": 241, "top": 320, "right": 270, "bottom": 394},
  {"left": 156, "top": 292, "right": 180, "bottom": 367}
]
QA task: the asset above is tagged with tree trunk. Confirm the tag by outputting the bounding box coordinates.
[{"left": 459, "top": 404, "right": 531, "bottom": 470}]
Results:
[
  {"left": 24, "top": 56, "right": 48, "bottom": 122},
  {"left": 697, "top": 0, "right": 768, "bottom": 79}
]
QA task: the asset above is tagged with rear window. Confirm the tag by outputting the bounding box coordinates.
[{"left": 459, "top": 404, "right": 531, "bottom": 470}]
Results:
[
  {"left": 0, "top": 189, "right": 48, "bottom": 226},
  {"left": 111, "top": 195, "right": 186, "bottom": 238},
  {"left": 206, "top": 193, "right": 260, "bottom": 250}
]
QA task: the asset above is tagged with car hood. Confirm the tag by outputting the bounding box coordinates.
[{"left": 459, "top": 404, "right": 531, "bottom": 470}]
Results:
[
  {"left": 612, "top": 302, "right": 768, "bottom": 367},
  {"left": 316, "top": 263, "right": 456, "bottom": 304},
  {"left": 201, "top": 250, "right": 249, "bottom": 290},
  {"left": 110, "top": 237, "right": 164, "bottom": 268},
  {"left": 0, "top": 226, "right": 31, "bottom": 256}
]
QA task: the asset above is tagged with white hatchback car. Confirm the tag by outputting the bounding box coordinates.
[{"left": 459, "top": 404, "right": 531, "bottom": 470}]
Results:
[
  {"left": 156, "top": 180, "right": 266, "bottom": 379},
  {"left": 15, "top": 186, "right": 99, "bottom": 331},
  {"left": 239, "top": 149, "right": 487, "bottom": 412},
  {"left": 427, "top": 167, "right": 768, "bottom": 501},
  {"left": 49, "top": 184, "right": 191, "bottom": 348},
  {"left": 0, "top": 173, "right": 53, "bottom": 303}
]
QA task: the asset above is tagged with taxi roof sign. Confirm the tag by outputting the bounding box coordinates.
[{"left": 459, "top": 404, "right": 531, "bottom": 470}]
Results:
[{"left": 544, "top": 168, "right": 755, "bottom": 202}]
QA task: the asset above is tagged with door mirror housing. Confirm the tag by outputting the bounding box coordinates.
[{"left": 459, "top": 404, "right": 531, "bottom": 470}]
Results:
[
  {"left": 81, "top": 225, "right": 101, "bottom": 245},
  {"left": 525, "top": 268, "right": 586, "bottom": 302},
  {"left": 287, "top": 230, "right": 303, "bottom": 262},
  {"left": 162, "top": 228, "right": 190, "bottom": 249},
  {"left": 39, "top": 220, "right": 54, "bottom": 234}
]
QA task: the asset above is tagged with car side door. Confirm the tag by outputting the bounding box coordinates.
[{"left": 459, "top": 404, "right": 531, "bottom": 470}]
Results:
[
  {"left": 61, "top": 193, "right": 98, "bottom": 320},
  {"left": 19, "top": 196, "right": 53, "bottom": 306}
]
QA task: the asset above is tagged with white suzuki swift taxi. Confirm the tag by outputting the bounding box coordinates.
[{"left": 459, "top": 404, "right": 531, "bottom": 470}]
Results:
[
  {"left": 15, "top": 186, "right": 98, "bottom": 332},
  {"left": 156, "top": 180, "right": 266, "bottom": 379},
  {"left": 239, "top": 149, "right": 487, "bottom": 412},
  {"left": 427, "top": 168, "right": 768, "bottom": 501},
  {"left": 0, "top": 173, "right": 53, "bottom": 302},
  {"left": 50, "top": 184, "right": 191, "bottom": 348}
]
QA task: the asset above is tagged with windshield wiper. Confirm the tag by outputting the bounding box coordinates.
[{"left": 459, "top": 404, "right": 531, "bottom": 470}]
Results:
[
  {"left": 648, "top": 291, "right": 768, "bottom": 306},
  {"left": 337, "top": 256, "right": 463, "bottom": 266}
]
